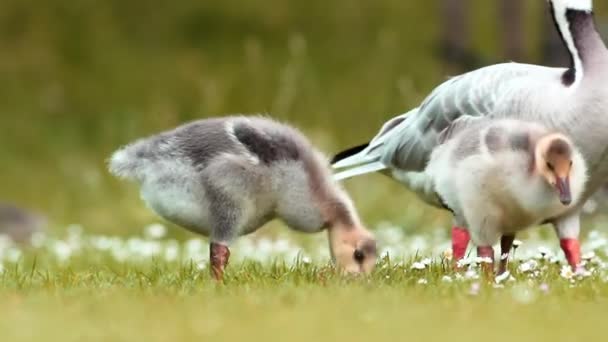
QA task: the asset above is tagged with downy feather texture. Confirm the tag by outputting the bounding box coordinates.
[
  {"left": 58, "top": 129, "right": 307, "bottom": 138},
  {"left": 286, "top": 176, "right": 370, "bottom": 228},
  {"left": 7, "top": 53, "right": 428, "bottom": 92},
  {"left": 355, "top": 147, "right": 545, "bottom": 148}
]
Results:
[
  {"left": 333, "top": 0, "right": 608, "bottom": 223},
  {"left": 424, "top": 119, "right": 587, "bottom": 247},
  {"left": 109, "top": 115, "right": 377, "bottom": 274}
]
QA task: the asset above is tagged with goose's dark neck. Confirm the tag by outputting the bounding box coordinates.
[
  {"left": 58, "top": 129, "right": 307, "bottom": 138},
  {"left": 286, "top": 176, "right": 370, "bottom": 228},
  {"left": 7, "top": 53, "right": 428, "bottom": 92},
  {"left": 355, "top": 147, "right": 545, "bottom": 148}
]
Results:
[{"left": 552, "top": 5, "right": 607, "bottom": 86}]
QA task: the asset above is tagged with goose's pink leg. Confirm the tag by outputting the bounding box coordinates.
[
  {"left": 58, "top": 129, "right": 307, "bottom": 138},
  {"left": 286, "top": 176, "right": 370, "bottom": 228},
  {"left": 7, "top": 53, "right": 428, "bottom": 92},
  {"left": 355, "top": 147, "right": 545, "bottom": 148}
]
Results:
[
  {"left": 560, "top": 238, "right": 581, "bottom": 271},
  {"left": 553, "top": 214, "right": 582, "bottom": 271},
  {"left": 452, "top": 226, "right": 470, "bottom": 266},
  {"left": 210, "top": 242, "right": 231, "bottom": 281}
]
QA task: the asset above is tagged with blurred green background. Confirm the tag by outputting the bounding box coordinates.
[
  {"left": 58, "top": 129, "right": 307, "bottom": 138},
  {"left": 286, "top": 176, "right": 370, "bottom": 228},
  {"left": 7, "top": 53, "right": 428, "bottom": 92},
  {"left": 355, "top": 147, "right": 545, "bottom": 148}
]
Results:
[{"left": 2, "top": 0, "right": 607, "bottom": 235}]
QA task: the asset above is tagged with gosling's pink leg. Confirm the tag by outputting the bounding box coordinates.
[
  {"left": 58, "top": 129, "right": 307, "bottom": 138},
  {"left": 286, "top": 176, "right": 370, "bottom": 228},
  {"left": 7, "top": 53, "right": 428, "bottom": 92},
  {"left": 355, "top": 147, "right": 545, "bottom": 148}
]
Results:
[
  {"left": 210, "top": 242, "right": 231, "bottom": 281},
  {"left": 498, "top": 235, "right": 515, "bottom": 275},
  {"left": 560, "top": 238, "right": 581, "bottom": 271},
  {"left": 452, "top": 226, "right": 470, "bottom": 268},
  {"left": 477, "top": 246, "right": 494, "bottom": 276}
]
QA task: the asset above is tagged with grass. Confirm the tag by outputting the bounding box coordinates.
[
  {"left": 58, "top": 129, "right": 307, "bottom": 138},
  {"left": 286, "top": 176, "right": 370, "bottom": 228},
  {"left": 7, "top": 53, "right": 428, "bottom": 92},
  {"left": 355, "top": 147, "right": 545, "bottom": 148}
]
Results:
[
  {"left": 0, "top": 226, "right": 607, "bottom": 341},
  {"left": 1, "top": 258, "right": 607, "bottom": 342}
]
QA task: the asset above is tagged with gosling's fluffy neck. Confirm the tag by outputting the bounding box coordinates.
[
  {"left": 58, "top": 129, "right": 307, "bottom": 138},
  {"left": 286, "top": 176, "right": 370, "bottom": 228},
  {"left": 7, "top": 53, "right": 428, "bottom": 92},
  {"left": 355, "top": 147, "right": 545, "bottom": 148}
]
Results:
[
  {"left": 322, "top": 190, "right": 362, "bottom": 229},
  {"left": 303, "top": 149, "right": 362, "bottom": 229}
]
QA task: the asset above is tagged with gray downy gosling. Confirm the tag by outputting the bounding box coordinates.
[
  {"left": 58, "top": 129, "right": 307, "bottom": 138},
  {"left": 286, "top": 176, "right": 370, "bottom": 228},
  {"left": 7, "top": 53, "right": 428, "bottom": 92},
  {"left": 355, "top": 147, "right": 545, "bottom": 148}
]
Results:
[
  {"left": 108, "top": 116, "right": 377, "bottom": 280},
  {"left": 426, "top": 119, "right": 587, "bottom": 274}
]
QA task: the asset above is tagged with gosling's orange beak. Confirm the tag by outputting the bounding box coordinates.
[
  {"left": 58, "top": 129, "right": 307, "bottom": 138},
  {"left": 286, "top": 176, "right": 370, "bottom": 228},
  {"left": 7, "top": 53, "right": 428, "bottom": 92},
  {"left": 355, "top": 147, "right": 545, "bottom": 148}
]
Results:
[{"left": 555, "top": 176, "right": 571, "bottom": 205}]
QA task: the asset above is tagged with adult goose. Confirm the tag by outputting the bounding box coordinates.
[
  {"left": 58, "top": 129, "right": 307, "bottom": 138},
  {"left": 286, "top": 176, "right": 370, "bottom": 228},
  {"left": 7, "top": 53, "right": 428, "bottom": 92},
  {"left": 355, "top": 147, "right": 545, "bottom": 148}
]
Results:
[
  {"left": 422, "top": 119, "right": 587, "bottom": 274},
  {"left": 332, "top": 0, "right": 608, "bottom": 270},
  {"left": 109, "top": 116, "right": 377, "bottom": 280}
]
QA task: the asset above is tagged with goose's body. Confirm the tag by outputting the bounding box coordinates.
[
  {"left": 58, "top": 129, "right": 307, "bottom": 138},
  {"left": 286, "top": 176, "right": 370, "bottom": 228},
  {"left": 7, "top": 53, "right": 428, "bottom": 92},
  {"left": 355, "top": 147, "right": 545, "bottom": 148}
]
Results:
[
  {"left": 109, "top": 116, "right": 377, "bottom": 279},
  {"left": 422, "top": 119, "right": 587, "bottom": 273},
  {"left": 332, "top": 0, "right": 608, "bottom": 269}
]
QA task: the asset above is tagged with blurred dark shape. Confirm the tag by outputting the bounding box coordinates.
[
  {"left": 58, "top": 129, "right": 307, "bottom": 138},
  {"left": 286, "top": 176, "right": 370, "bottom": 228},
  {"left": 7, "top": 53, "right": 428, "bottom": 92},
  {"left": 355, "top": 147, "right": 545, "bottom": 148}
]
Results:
[
  {"left": 440, "top": 0, "right": 468, "bottom": 62},
  {"left": 500, "top": 0, "right": 524, "bottom": 61},
  {"left": 439, "top": 0, "right": 570, "bottom": 71},
  {"left": 0, "top": 203, "right": 46, "bottom": 244},
  {"left": 439, "top": 0, "right": 525, "bottom": 72},
  {"left": 439, "top": 0, "right": 481, "bottom": 72}
]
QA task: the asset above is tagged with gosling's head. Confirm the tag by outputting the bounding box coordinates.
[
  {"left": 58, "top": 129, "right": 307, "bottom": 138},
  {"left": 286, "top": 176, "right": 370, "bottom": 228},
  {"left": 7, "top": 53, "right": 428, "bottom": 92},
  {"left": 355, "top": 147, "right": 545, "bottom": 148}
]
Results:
[
  {"left": 327, "top": 222, "right": 377, "bottom": 274},
  {"left": 535, "top": 134, "right": 575, "bottom": 205}
]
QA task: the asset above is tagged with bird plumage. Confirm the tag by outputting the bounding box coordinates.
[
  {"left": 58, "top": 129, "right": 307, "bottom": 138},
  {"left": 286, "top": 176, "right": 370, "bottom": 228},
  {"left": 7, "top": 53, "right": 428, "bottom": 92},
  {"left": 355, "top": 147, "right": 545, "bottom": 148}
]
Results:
[
  {"left": 333, "top": 0, "right": 608, "bottom": 210},
  {"left": 423, "top": 119, "right": 587, "bottom": 273},
  {"left": 332, "top": 0, "right": 607, "bottom": 270},
  {"left": 109, "top": 116, "right": 377, "bottom": 278},
  {"left": 428, "top": 120, "right": 587, "bottom": 233}
]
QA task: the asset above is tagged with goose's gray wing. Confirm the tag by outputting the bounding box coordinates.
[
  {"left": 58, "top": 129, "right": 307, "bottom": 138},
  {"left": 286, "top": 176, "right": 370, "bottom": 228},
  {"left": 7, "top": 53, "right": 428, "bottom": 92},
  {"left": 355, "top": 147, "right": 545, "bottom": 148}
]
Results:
[
  {"left": 437, "top": 116, "right": 486, "bottom": 145},
  {"left": 377, "top": 63, "right": 564, "bottom": 171}
]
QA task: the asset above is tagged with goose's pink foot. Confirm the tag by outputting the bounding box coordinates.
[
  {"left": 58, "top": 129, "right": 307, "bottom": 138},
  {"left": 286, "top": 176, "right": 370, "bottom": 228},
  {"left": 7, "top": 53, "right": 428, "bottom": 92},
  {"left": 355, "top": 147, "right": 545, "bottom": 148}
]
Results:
[
  {"left": 452, "top": 226, "right": 470, "bottom": 268},
  {"left": 210, "top": 242, "right": 231, "bottom": 281},
  {"left": 560, "top": 238, "right": 581, "bottom": 271}
]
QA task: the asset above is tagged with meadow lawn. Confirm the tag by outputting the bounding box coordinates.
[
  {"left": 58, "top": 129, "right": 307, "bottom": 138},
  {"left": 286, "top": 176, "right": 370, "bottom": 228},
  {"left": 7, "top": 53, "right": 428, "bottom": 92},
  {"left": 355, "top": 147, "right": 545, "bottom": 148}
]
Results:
[
  {"left": 0, "top": 224, "right": 606, "bottom": 341},
  {"left": 3, "top": 2, "right": 608, "bottom": 340}
]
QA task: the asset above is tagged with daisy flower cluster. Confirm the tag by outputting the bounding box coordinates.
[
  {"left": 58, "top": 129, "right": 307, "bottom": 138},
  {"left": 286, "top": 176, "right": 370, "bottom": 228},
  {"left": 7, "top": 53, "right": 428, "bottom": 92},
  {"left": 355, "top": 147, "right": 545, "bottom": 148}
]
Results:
[{"left": 0, "top": 221, "right": 605, "bottom": 294}]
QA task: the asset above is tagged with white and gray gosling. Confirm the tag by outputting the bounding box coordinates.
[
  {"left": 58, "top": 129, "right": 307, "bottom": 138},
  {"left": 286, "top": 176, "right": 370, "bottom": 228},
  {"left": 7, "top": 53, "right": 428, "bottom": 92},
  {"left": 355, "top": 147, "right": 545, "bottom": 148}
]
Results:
[
  {"left": 425, "top": 119, "right": 587, "bottom": 274},
  {"left": 108, "top": 116, "right": 377, "bottom": 280}
]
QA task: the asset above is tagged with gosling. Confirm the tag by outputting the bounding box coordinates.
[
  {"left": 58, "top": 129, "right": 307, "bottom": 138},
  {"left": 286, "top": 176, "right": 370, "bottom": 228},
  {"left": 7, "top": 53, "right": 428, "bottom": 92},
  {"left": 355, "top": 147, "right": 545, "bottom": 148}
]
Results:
[
  {"left": 109, "top": 116, "right": 377, "bottom": 279},
  {"left": 423, "top": 119, "right": 587, "bottom": 274}
]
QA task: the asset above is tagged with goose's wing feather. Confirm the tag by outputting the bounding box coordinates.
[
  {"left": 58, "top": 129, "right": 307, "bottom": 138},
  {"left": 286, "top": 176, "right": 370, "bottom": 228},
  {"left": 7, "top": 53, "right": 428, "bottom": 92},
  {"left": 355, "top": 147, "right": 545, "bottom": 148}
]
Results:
[
  {"left": 437, "top": 116, "right": 486, "bottom": 145},
  {"left": 376, "top": 63, "right": 564, "bottom": 171},
  {"left": 332, "top": 110, "right": 416, "bottom": 169}
]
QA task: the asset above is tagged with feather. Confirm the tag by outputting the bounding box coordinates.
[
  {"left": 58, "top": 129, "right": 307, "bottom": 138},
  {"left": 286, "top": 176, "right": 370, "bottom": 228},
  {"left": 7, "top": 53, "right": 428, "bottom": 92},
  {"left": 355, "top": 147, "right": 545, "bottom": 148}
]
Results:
[{"left": 333, "top": 162, "right": 387, "bottom": 181}]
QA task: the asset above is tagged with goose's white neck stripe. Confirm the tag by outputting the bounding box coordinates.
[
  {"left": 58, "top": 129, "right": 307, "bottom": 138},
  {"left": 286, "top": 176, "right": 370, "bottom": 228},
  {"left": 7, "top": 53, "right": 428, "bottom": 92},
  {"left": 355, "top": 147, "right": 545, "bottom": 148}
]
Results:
[
  {"left": 552, "top": 0, "right": 592, "bottom": 12},
  {"left": 551, "top": 0, "right": 593, "bottom": 87}
]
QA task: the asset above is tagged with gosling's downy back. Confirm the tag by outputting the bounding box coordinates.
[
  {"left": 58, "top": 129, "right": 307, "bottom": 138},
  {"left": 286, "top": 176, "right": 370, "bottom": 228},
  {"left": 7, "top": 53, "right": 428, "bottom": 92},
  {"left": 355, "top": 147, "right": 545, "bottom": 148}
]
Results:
[
  {"left": 109, "top": 116, "right": 308, "bottom": 179},
  {"left": 431, "top": 119, "right": 587, "bottom": 230},
  {"left": 108, "top": 115, "right": 360, "bottom": 225}
]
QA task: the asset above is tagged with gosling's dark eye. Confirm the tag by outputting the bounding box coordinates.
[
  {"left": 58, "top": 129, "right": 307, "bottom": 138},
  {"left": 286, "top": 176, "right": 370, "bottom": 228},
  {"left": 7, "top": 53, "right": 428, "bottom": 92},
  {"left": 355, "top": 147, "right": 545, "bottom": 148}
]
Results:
[
  {"left": 353, "top": 249, "right": 365, "bottom": 263},
  {"left": 570, "top": 161, "right": 573, "bottom": 166},
  {"left": 546, "top": 162, "right": 554, "bottom": 171}
]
